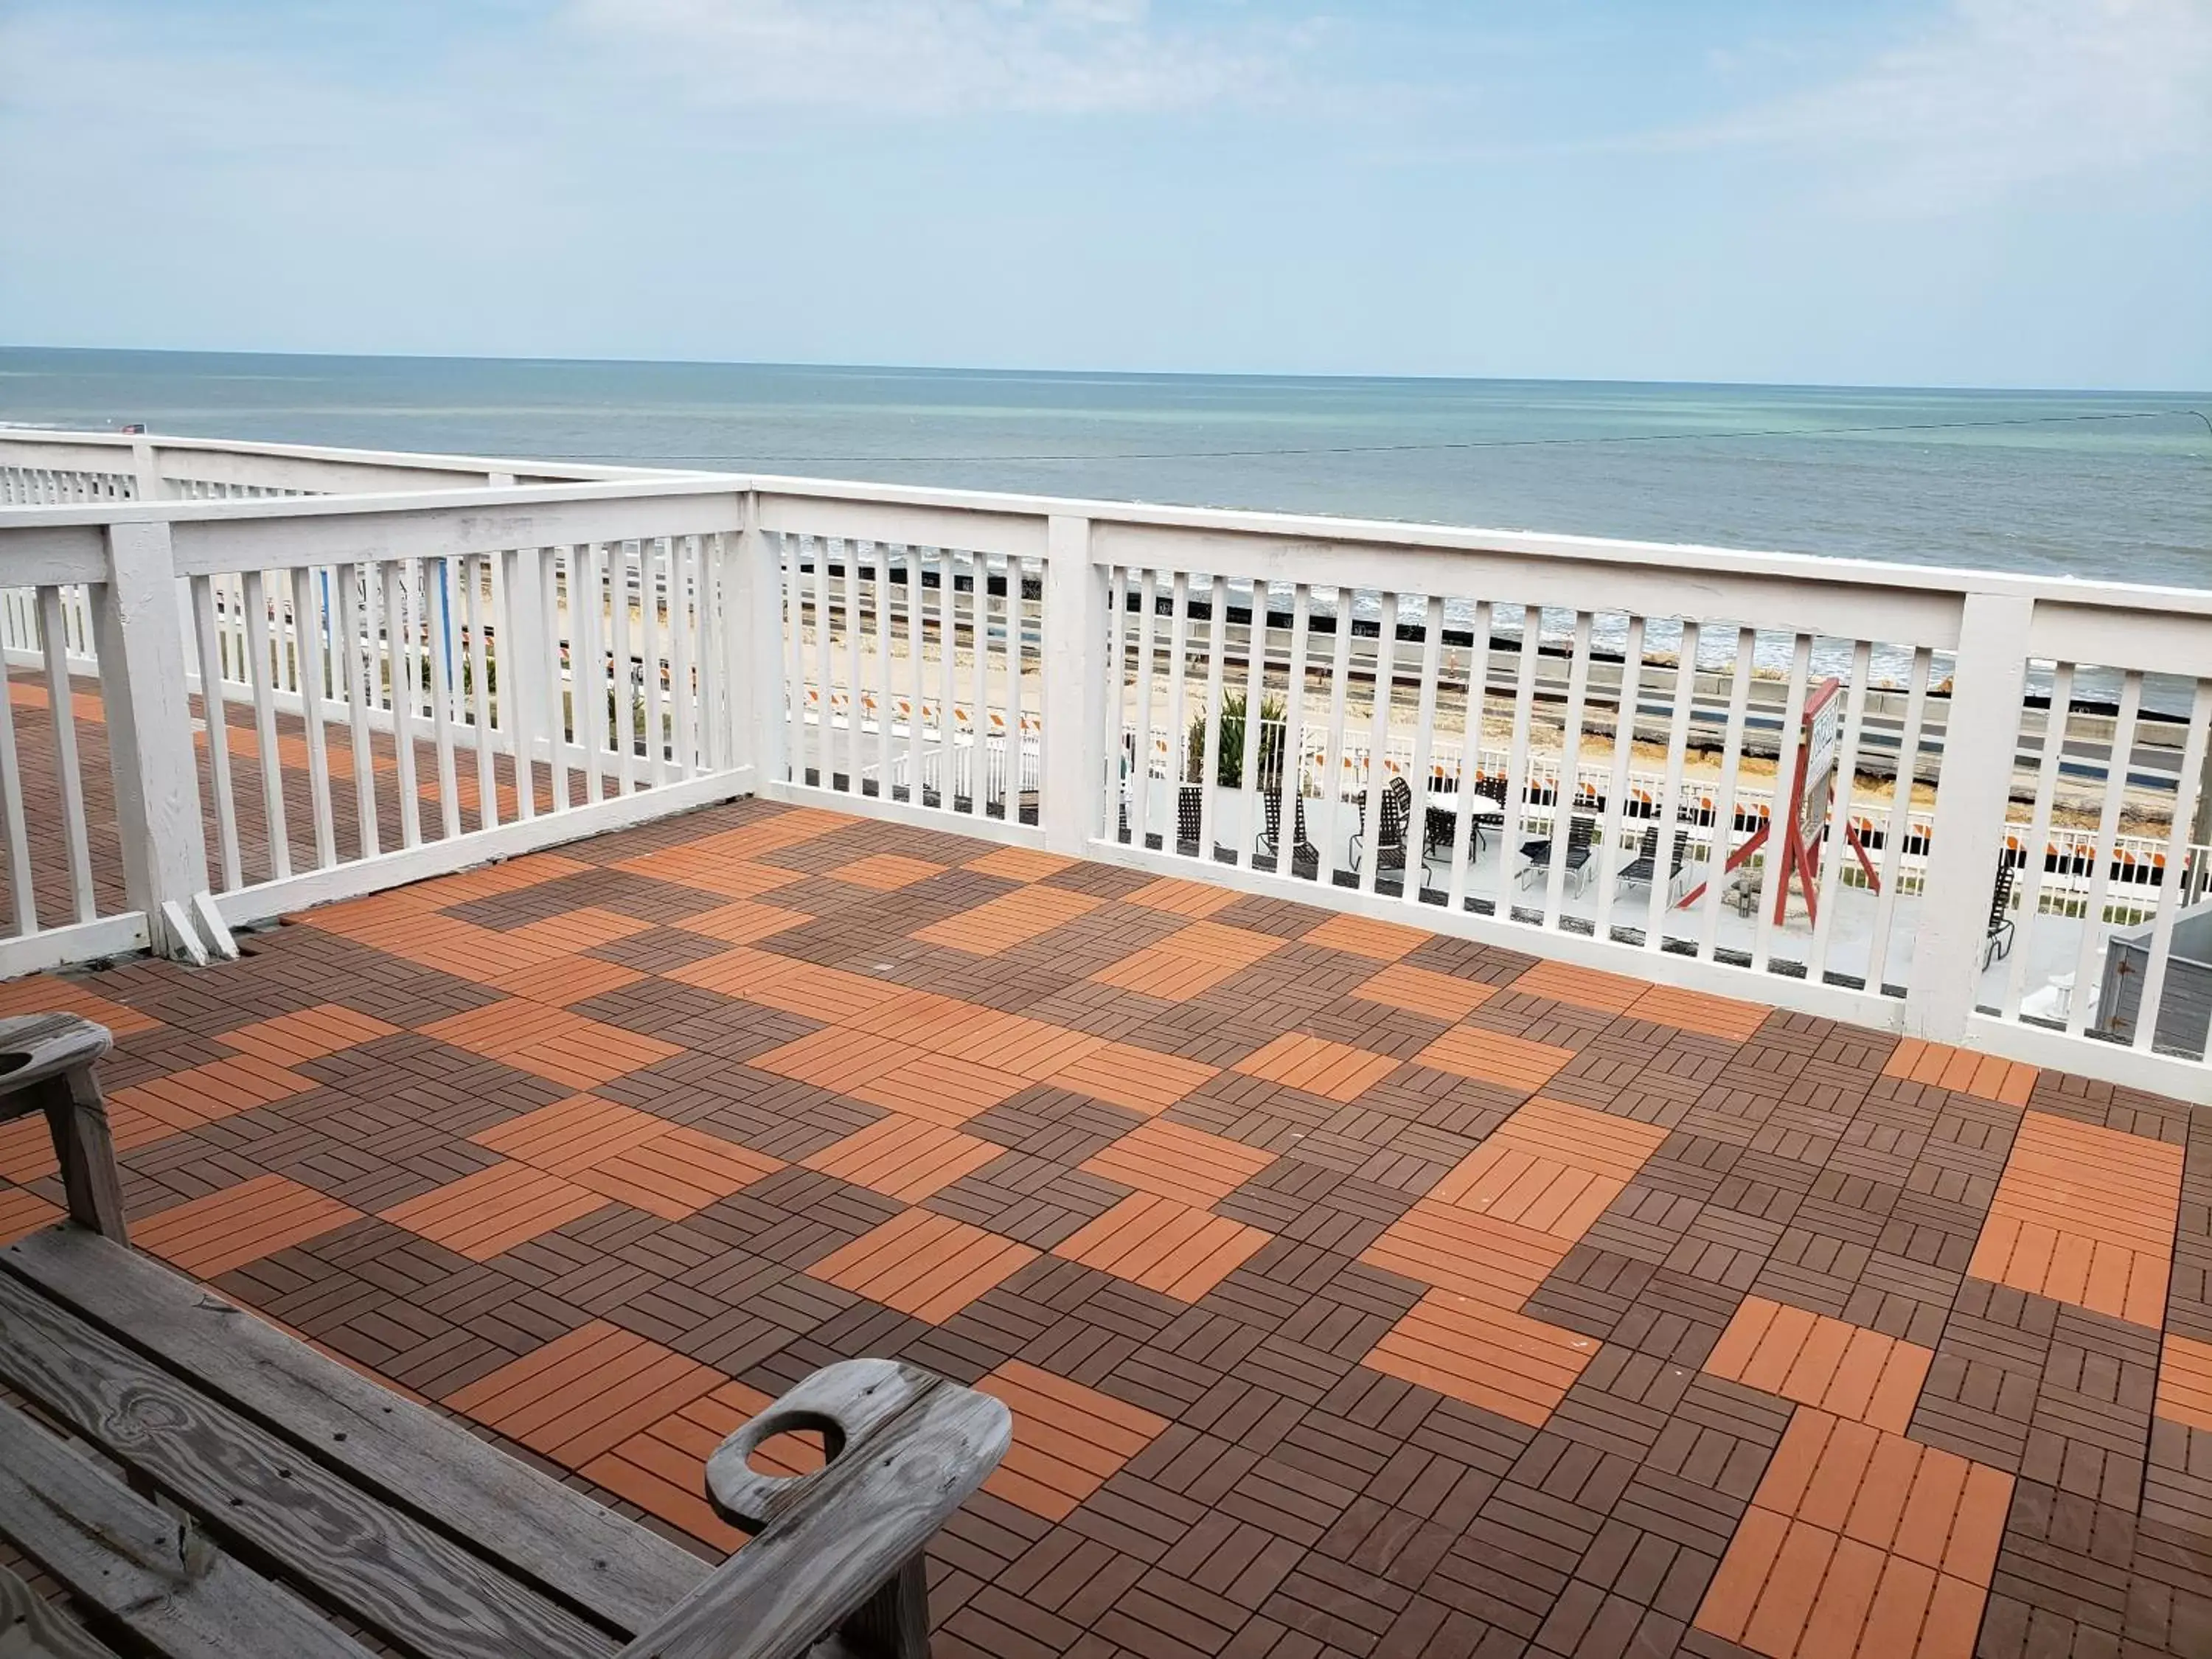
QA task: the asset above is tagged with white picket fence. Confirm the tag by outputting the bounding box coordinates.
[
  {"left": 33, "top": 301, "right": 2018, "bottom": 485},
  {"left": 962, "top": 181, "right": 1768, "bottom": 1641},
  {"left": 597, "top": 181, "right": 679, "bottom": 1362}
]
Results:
[{"left": 3, "top": 428, "right": 2209, "bottom": 1102}]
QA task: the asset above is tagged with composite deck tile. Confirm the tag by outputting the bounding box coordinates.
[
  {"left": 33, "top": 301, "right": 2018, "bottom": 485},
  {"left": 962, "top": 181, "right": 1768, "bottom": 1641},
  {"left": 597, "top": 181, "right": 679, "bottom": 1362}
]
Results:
[
  {"left": 830, "top": 852, "right": 948, "bottom": 891},
  {"left": 1360, "top": 1199, "right": 1573, "bottom": 1307},
  {"left": 1348, "top": 961, "right": 1499, "bottom": 1023},
  {"left": 913, "top": 886, "right": 1103, "bottom": 954},
  {"left": 0, "top": 1186, "right": 62, "bottom": 1244},
  {"left": 1124, "top": 874, "right": 1242, "bottom": 919},
  {"left": 672, "top": 898, "right": 812, "bottom": 946},
  {"left": 1040, "top": 1041, "right": 1219, "bottom": 1117},
  {"left": 2155, "top": 1334, "right": 2212, "bottom": 1431},
  {"left": 1300, "top": 912, "right": 1429, "bottom": 961},
  {"left": 1411, "top": 1023, "right": 1574, "bottom": 1093},
  {"left": 809, "top": 1208, "right": 1038, "bottom": 1322},
  {"left": 1883, "top": 1037, "right": 2037, "bottom": 1106},
  {"left": 12, "top": 792, "right": 2206, "bottom": 1658},
  {"left": 445, "top": 1319, "right": 724, "bottom": 1467},
  {"left": 133, "top": 1174, "right": 360, "bottom": 1278},
  {"left": 1051, "top": 1191, "right": 1271, "bottom": 1301},
  {"left": 975, "top": 1359, "right": 1172, "bottom": 1520},
  {"left": 804, "top": 1113, "right": 1004, "bottom": 1202},
  {"left": 485, "top": 952, "right": 647, "bottom": 1006},
  {"left": 1231, "top": 1032, "right": 1400, "bottom": 1103},
  {"left": 1079, "top": 1118, "right": 1276, "bottom": 1208},
  {"left": 1088, "top": 919, "right": 1284, "bottom": 1001},
  {"left": 965, "top": 846, "right": 1076, "bottom": 883},
  {"left": 1363, "top": 1288, "right": 1598, "bottom": 1425},
  {"left": 1704, "top": 1296, "right": 1934, "bottom": 1433},
  {"left": 378, "top": 1161, "right": 610, "bottom": 1259},
  {"left": 846, "top": 1051, "right": 1032, "bottom": 1125},
  {"left": 1967, "top": 1110, "right": 2184, "bottom": 1326},
  {"left": 1695, "top": 1405, "right": 2011, "bottom": 1658},
  {"left": 420, "top": 999, "right": 683, "bottom": 1089},
  {"left": 217, "top": 1002, "right": 401, "bottom": 1066}
]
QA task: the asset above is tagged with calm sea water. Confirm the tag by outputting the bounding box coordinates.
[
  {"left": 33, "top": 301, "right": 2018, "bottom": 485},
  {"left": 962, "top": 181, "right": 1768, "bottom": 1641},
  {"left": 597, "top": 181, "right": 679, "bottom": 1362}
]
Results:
[{"left": 2, "top": 347, "right": 2207, "bottom": 589}]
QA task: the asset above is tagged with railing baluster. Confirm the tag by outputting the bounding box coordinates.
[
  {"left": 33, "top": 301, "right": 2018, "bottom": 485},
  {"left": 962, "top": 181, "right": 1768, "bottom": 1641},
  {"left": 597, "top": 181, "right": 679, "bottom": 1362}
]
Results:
[
  {"left": 970, "top": 552, "right": 991, "bottom": 818},
  {"left": 425, "top": 557, "right": 464, "bottom": 838},
  {"left": 1279, "top": 585, "right": 1312, "bottom": 883},
  {"left": 385, "top": 560, "right": 423, "bottom": 847},
  {"left": 1808, "top": 641, "right": 1874, "bottom": 986},
  {"left": 2067, "top": 670, "right": 2143, "bottom": 1039},
  {"left": 463, "top": 554, "right": 501, "bottom": 828},
  {"left": 1750, "top": 633, "right": 1813, "bottom": 973},
  {"left": 1498, "top": 606, "right": 1540, "bottom": 919},
  {"left": 1865, "top": 647, "right": 1932, "bottom": 995},
  {"left": 1130, "top": 569, "right": 1160, "bottom": 849},
  {"left": 0, "top": 599, "right": 38, "bottom": 931},
  {"left": 290, "top": 566, "right": 338, "bottom": 868},
  {"left": 905, "top": 547, "right": 927, "bottom": 808},
  {"left": 1357, "top": 593, "right": 1399, "bottom": 898},
  {"left": 1195, "top": 575, "right": 1226, "bottom": 860},
  {"left": 1102, "top": 566, "right": 1127, "bottom": 840},
  {"left": 1164, "top": 571, "right": 1192, "bottom": 852},
  {"left": 1593, "top": 615, "right": 1646, "bottom": 940},
  {"left": 1318, "top": 590, "right": 1354, "bottom": 887},
  {"left": 2134, "top": 677, "right": 2212, "bottom": 1051},
  {"left": 640, "top": 538, "right": 668, "bottom": 789},
  {"left": 1695, "top": 627, "right": 1756, "bottom": 961},
  {"left": 671, "top": 536, "right": 700, "bottom": 781},
  {"left": 1445, "top": 600, "right": 1491, "bottom": 914},
  {"left": 188, "top": 575, "right": 243, "bottom": 891},
  {"left": 1232, "top": 580, "right": 1266, "bottom": 871},
  {"left": 38, "top": 585, "right": 97, "bottom": 922},
  {"left": 1645, "top": 622, "right": 1700, "bottom": 952},
  {"left": 1541, "top": 611, "right": 1594, "bottom": 931},
  {"left": 873, "top": 542, "right": 893, "bottom": 800},
  {"left": 843, "top": 540, "right": 864, "bottom": 799},
  {"left": 239, "top": 571, "right": 292, "bottom": 877},
  {"left": 1405, "top": 594, "right": 1444, "bottom": 908},
  {"left": 335, "top": 564, "right": 381, "bottom": 857}
]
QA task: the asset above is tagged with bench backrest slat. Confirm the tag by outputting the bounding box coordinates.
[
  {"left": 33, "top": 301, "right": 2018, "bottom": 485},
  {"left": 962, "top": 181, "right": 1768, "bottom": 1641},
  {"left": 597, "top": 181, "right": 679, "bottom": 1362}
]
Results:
[
  {"left": 0, "top": 1270, "right": 613, "bottom": 1659},
  {"left": 2, "top": 1228, "right": 704, "bottom": 1635}
]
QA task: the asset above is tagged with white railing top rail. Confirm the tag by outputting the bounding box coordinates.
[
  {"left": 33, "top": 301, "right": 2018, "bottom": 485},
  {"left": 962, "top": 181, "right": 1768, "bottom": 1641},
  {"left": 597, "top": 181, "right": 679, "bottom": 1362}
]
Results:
[
  {"left": 0, "top": 425, "right": 702, "bottom": 485},
  {"left": 1, "top": 444, "right": 2208, "bottom": 631}
]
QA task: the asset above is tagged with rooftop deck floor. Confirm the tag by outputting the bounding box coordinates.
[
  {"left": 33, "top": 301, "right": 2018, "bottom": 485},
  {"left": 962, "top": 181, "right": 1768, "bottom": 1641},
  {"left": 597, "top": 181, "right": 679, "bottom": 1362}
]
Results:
[{"left": 2, "top": 798, "right": 2208, "bottom": 1659}]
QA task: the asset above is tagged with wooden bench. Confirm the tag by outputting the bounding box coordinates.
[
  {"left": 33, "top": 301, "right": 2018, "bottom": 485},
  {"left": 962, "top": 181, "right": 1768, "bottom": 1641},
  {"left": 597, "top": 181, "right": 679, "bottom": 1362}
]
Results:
[{"left": 0, "top": 1013, "right": 1010, "bottom": 1659}]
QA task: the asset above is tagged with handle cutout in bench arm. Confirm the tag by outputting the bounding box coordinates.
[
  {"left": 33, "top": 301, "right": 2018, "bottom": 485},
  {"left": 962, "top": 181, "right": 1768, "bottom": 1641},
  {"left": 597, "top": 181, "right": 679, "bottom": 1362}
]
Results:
[{"left": 616, "top": 1358, "right": 1009, "bottom": 1659}]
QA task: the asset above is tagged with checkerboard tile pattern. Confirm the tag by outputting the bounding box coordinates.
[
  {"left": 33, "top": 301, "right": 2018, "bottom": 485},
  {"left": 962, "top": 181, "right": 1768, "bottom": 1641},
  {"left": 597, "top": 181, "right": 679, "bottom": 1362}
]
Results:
[{"left": 5, "top": 795, "right": 2208, "bottom": 1659}]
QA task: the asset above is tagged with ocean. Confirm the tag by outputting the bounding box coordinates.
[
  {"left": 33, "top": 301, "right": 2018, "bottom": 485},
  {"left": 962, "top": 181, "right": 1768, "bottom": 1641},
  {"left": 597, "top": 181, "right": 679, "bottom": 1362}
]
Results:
[{"left": 1, "top": 347, "right": 2207, "bottom": 590}]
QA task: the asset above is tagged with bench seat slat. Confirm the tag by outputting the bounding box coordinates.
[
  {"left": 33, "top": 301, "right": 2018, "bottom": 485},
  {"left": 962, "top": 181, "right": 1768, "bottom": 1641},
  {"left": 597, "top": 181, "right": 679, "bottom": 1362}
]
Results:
[
  {"left": 0, "top": 1560, "right": 122, "bottom": 1659},
  {"left": 0, "top": 1228, "right": 704, "bottom": 1635},
  {"left": 0, "top": 1267, "right": 613, "bottom": 1659},
  {"left": 0, "top": 1409, "right": 369, "bottom": 1659}
]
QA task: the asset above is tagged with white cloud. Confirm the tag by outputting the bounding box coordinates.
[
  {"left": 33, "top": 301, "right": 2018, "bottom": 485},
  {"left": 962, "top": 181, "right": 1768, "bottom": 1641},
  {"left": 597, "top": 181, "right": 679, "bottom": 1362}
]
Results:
[
  {"left": 1687, "top": 0, "right": 2212, "bottom": 212},
  {"left": 557, "top": 0, "right": 1301, "bottom": 116}
]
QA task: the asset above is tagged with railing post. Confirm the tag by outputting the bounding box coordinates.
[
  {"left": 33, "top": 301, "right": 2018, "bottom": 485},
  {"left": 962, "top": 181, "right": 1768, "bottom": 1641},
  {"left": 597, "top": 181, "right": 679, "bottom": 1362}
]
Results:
[
  {"left": 1040, "top": 515, "right": 1106, "bottom": 857},
  {"left": 90, "top": 521, "right": 209, "bottom": 953},
  {"left": 736, "top": 492, "right": 784, "bottom": 790},
  {"left": 1905, "top": 591, "right": 2034, "bottom": 1040},
  {"left": 128, "top": 440, "right": 165, "bottom": 501}
]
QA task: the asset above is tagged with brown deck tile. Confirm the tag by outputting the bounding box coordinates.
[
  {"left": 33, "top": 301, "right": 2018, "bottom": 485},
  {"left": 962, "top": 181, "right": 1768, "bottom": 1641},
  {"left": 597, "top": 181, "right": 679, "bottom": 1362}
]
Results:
[
  {"left": 1053, "top": 1192, "right": 1271, "bottom": 1301},
  {"left": 1232, "top": 1033, "right": 1399, "bottom": 1103},
  {"left": 7, "top": 792, "right": 2202, "bottom": 1658},
  {"left": 977, "top": 1359, "right": 1172, "bottom": 1520},
  {"left": 804, "top": 1114, "right": 1004, "bottom": 1202},
  {"left": 1081, "top": 1119, "right": 1276, "bottom": 1208},
  {"left": 1967, "top": 1110, "right": 2183, "bottom": 1326},
  {"left": 135, "top": 1173, "right": 360, "bottom": 1277},
  {"left": 810, "top": 1208, "right": 1038, "bottom": 1321},
  {"left": 378, "top": 1162, "right": 609, "bottom": 1259}
]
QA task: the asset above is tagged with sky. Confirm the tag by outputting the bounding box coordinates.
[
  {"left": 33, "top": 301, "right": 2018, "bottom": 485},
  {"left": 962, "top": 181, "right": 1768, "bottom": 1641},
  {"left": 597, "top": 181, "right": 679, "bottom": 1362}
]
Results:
[{"left": 1, "top": 0, "right": 2208, "bottom": 389}]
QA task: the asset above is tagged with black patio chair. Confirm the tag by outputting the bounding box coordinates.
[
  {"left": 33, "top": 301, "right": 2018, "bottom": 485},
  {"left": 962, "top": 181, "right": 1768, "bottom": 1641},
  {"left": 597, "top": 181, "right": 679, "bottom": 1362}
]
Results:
[
  {"left": 1256, "top": 782, "right": 1321, "bottom": 879},
  {"left": 1518, "top": 814, "right": 1598, "bottom": 895},
  {"left": 1349, "top": 776, "right": 1417, "bottom": 880},
  {"left": 1175, "top": 784, "right": 1206, "bottom": 857},
  {"left": 1983, "top": 858, "right": 2017, "bottom": 969},
  {"left": 1616, "top": 824, "right": 1692, "bottom": 900}
]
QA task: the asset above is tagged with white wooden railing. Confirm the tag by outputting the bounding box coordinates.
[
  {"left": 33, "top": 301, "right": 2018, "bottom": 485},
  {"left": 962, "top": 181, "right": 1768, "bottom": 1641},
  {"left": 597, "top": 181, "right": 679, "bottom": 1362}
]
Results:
[{"left": 4, "top": 430, "right": 2209, "bottom": 1102}]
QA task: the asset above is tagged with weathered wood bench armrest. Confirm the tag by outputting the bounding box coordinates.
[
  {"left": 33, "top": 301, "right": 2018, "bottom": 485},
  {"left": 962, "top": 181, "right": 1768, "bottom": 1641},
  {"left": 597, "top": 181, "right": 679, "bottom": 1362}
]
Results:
[
  {"left": 0, "top": 1015, "right": 125, "bottom": 1242},
  {"left": 616, "top": 1359, "right": 1011, "bottom": 1659}
]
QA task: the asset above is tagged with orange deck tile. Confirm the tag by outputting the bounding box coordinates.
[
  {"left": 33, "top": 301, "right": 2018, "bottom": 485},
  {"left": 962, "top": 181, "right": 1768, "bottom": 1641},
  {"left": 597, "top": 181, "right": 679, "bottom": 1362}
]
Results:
[
  {"left": 506, "top": 906, "right": 654, "bottom": 956},
  {"left": 1301, "top": 912, "right": 1428, "bottom": 961},
  {"left": 1079, "top": 1118, "right": 1274, "bottom": 1207},
  {"left": 1704, "top": 1296, "right": 1934, "bottom": 1433},
  {"left": 673, "top": 899, "right": 810, "bottom": 947},
  {"left": 1051, "top": 1192, "right": 1270, "bottom": 1301},
  {"left": 445, "top": 1320, "right": 724, "bottom": 1467},
  {"left": 0, "top": 1186, "right": 61, "bottom": 1244},
  {"left": 1349, "top": 961, "right": 1498, "bottom": 1023},
  {"left": 571, "top": 1127, "right": 782, "bottom": 1219},
  {"left": 846, "top": 1052, "right": 1032, "bottom": 1126},
  {"left": 1966, "top": 1110, "right": 2185, "bottom": 1326},
  {"left": 752, "top": 1026, "right": 916, "bottom": 1093},
  {"left": 0, "top": 975, "right": 161, "bottom": 1035},
  {"left": 830, "top": 852, "right": 947, "bottom": 891},
  {"left": 379, "top": 1162, "right": 609, "bottom": 1260},
  {"left": 486, "top": 953, "right": 647, "bottom": 1006},
  {"left": 1411, "top": 1024, "right": 1574, "bottom": 1093},
  {"left": 1088, "top": 920, "right": 1282, "bottom": 1001},
  {"left": 975, "top": 1359, "right": 1171, "bottom": 1521},
  {"left": 471, "top": 1093, "right": 672, "bottom": 1177},
  {"left": 216, "top": 1003, "right": 400, "bottom": 1067},
  {"left": 1882, "top": 1037, "right": 2037, "bottom": 1107},
  {"left": 1625, "top": 981, "right": 1773, "bottom": 1042},
  {"left": 964, "top": 846, "right": 1075, "bottom": 883},
  {"left": 135, "top": 1175, "right": 360, "bottom": 1279},
  {"left": 1122, "top": 875, "right": 1239, "bottom": 919},
  {"left": 1509, "top": 959, "right": 1649, "bottom": 1015},
  {"left": 422, "top": 1000, "right": 683, "bottom": 1091},
  {"left": 809, "top": 1209, "right": 1037, "bottom": 1323},
  {"left": 1363, "top": 1290, "right": 1598, "bottom": 1427},
  {"left": 2155, "top": 1333, "right": 2212, "bottom": 1431},
  {"left": 1231, "top": 1032, "right": 1399, "bottom": 1102},
  {"left": 1360, "top": 1200, "right": 1573, "bottom": 1307},
  {"left": 918, "top": 1009, "right": 1107, "bottom": 1082},
  {"left": 1043, "top": 1041, "right": 1219, "bottom": 1117},
  {"left": 613, "top": 843, "right": 807, "bottom": 899},
  {"left": 803, "top": 1114, "right": 1003, "bottom": 1203},
  {"left": 912, "top": 886, "right": 1102, "bottom": 954},
  {"left": 109, "top": 1054, "right": 316, "bottom": 1137}
]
